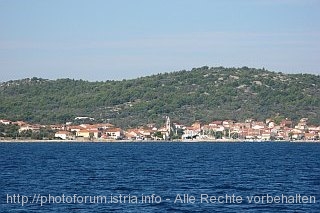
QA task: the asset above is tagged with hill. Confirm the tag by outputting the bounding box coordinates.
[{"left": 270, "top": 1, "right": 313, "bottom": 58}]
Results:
[{"left": 0, "top": 66, "right": 319, "bottom": 127}]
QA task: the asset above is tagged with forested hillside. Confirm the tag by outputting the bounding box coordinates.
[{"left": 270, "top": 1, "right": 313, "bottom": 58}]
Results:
[{"left": 1, "top": 66, "right": 319, "bottom": 127}]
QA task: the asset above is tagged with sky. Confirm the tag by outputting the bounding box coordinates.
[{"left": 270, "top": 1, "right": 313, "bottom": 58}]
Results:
[{"left": 0, "top": 0, "right": 319, "bottom": 82}]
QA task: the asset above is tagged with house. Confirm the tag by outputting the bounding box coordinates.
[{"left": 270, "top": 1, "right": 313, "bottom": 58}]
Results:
[
  {"left": 252, "top": 122, "right": 266, "bottom": 129},
  {"left": 76, "top": 129, "right": 99, "bottom": 139},
  {"left": 276, "top": 132, "right": 285, "bottom": 140},
  {"left": 126, "top": 128, "right": 155, "bottom": 140},
  {"left": 173, "top": 123, "right": 185, "bottom": 130},
  {"left": 191, "top": 122, "right": 201, "bottom": 131},
  {"left": 222, "top": 120, "right": 235, "bottom": 128},
  {"left": 308, "top": 126, "right": 320, "bottom": 131},
  {"left": 267, "top": 121, "right": 276, "bottom": 128},
  {"left": 55, "top": 131, "right": 74, "bottom": 140},
  {"left": 141, "top": 130, "right": 154, "bottom": 140},
  {"left": 124, "top": 132, "right": 135, "bottom": 140},
  {"left": 80, "top": 124, "right": 97, "bottom": 130},
  {"left": 242, "top": 126, "right": 265, "bottom": 139},
  {"left": 0, "top": 119, "right": 12, "bottom": 125},
  {"left": 67, "top": 125, "right": 84, "bottom": 133},
  {"left": 50, "top": 125, "right": 66, "bottom": 131},
  {"left": 105, "top": 128, "right": 123, "bottom": 140},
  {"left": 280, "top": 118, "right": 293, "bottom": 128},
  {"left": 157, "top": 126, "right": 169, "bottom": 138},
  {"left": 125, "top": 129, "right": 142, "bottom": 140},
  {"left": 182, "top": 126, "right": 201, "bottom": 139},
  {"left": 18, "top": 125, "right": 41, "bottom": 133},
  {"left": 261, "top": 129, "right": 271, "bottom": 140},
  {"left": 12, "top": 121, "right": 27, "bottom": 126},
  {"left": 295, "top": 118, "right": 308, "bottom": 130},
  {"left": 96, "top": 123, "right": 115, "bottom": 130},
  {"left": 209, "top": 121, "right": 223, "bottom": 127},
  {"left": 291, "top": 129, "right": 304, "bottom": 140},
  {"left": 305, "top": 132, "right": 316, "bottom": 140}
]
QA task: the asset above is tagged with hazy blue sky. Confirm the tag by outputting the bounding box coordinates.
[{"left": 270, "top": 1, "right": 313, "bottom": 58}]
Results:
[{"left": 0, "top": 0, "right": 319, "bottom": 81}]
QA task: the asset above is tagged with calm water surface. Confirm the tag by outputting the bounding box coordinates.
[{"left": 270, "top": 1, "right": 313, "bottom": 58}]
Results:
[{"left": 0, "top": 142, "right": 319, "bottom": 212}]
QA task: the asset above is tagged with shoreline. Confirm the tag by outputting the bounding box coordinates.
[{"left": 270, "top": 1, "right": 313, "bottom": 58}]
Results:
[{"left": 0, "top": 139, "right": 319, "bottom": 143}]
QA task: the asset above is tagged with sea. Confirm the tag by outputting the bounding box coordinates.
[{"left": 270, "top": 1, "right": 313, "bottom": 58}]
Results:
[{"left": 0, "top": 142, "right": 319, "bottom": 212}]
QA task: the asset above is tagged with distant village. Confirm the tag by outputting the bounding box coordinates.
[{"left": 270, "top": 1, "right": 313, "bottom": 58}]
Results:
[{"left": 0, "top": 116, "right": 320, "bottom": 142}]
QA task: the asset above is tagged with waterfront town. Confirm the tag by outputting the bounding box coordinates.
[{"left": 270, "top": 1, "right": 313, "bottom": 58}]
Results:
[{"left": 0, "top": 116, "right": 319, "bottom": 142}]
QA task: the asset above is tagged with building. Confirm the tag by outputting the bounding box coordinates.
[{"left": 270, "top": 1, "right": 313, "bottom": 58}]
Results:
[
  {"left": 0, "top": 119, "right": 12, "bottom": 125},
  {"left": 76, "top": 129, "right": 99, "bottom": 139},
  {"left": 55, "top": 131, "right": 74, "bottom": 140},
  {"left": 105, "top": 128, "right": 123, "bottom": 140}
]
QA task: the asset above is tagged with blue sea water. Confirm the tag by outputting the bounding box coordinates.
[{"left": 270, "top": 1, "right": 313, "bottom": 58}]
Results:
[{"left": 0, "top": 142, "right": 319, "bottom": 212}]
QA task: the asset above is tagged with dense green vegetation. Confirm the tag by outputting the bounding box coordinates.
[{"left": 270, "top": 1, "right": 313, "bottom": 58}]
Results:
[{"left": 0, "top": 66, "right": 319, "bottom": 127}]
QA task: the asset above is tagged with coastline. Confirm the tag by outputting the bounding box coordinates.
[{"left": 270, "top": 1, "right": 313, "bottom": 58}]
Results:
[{"left": 0, "top": 139, "right": 319, "bottom": 143}]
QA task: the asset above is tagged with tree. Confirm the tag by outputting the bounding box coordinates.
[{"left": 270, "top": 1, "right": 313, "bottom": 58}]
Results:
[
  {"left": 154, "top": 131, "right": 163, "bottom": 140},
  {"left": 215, "top": 131, "right": 223, "bottom": 139}
]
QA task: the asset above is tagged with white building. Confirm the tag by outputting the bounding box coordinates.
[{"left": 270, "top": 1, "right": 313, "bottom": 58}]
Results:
[{"left": 55, "top": 131, "right": 73, "bottom": 140}]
